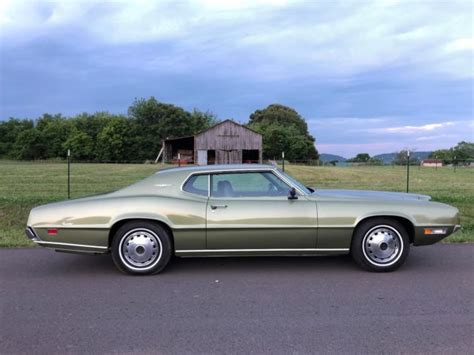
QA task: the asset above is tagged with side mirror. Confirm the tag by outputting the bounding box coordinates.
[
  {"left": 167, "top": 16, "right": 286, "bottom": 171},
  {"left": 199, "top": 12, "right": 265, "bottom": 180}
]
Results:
[{"left": 288, "top": 187, "right": 298, "bottom": 200}]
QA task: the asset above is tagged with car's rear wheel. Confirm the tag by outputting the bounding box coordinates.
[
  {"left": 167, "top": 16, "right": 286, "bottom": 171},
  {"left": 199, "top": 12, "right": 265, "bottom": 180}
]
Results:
[
  {"left": 111, "top": 221, "right": 172, "bottom": 275},
  {"left": 351, "top": 218, "right": 410, "bottom": 272}
]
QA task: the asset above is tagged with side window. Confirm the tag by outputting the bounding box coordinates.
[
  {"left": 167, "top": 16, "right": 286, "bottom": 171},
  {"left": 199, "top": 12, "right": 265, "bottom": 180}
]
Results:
[
  {"left": 183, "top": 174, "right": 208, "bottom": 196},
  {"left": 211, "top": 172, "right": 290, "bottom": 198}
]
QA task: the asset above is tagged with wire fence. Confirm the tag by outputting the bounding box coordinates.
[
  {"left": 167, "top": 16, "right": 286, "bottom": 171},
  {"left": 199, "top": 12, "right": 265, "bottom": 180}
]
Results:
[{"left": 2, "top": 157, "right": 472, "bottom": 202}]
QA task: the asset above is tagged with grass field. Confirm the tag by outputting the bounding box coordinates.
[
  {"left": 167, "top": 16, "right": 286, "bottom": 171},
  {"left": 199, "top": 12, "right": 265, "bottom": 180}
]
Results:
[{"left": 0, "top": 160, "right": 472, "bottom": 247}]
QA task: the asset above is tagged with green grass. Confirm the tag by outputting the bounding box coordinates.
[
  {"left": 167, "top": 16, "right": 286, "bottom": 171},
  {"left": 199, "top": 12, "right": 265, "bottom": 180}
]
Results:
[{"left": 0, "top": 161, "right": 472, "bottom": 247}]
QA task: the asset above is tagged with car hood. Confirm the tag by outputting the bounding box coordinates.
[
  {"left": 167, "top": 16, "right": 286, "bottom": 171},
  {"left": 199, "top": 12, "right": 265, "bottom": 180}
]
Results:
[{"left": 311, "top": 189, "right": 431, "bottom": 201}]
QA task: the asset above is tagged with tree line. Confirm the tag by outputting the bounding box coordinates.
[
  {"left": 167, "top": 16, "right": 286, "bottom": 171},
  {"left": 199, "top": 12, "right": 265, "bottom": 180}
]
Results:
[
  {"left": 343, "top": 142, "right": 474, "bottom": 166},
  {"left": 0, "top": 98, "right": 318, "bottom": 162},
  {"left": 429, "top": 142, "right": 474, "bottom": 164}
]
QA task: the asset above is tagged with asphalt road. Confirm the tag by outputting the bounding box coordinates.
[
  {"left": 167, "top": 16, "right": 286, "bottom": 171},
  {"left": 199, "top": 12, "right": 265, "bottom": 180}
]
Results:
[{"left": 1, "top": 245, "right": 473, "bottom": 354}]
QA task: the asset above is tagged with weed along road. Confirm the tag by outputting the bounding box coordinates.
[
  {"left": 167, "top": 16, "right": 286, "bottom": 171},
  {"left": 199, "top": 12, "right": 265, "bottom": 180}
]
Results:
[{"left": 1, "top": 245, "right": 473, "bottom": 354}]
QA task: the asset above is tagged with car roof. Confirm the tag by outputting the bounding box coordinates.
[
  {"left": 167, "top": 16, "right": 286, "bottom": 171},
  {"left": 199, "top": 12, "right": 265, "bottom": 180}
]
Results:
[{"left": 155, "top": 164, "right": 277, "bottom": 175}]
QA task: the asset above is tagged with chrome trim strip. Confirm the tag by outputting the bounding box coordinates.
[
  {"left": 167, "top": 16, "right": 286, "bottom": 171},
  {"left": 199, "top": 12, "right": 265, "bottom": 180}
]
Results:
[
  {"left": 208, "top": 173, "right": 211, "bottom": 198},
  {"left": 32, "top": 225, "right": 110, "bottom": 229},
  {"left": 176, "top": 248, "right": 349, "bottom": 253},
  {"left": 34, "top": 240, "right": 108, "bottom": 250}
]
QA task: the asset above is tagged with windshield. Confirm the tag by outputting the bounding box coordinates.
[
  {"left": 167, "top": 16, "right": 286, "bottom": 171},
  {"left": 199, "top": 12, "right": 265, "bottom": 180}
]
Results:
[{"left": 277, "top": 169, "right": 312, "bottom": 195}]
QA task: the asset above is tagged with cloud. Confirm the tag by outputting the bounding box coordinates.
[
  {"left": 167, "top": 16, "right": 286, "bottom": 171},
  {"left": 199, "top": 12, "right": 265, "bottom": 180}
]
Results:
[
  {"left": 313, "top": 118, "right": 472, "bottom": 156},
  {"left": 444, "top": 38, "right": 474, "bottom": 53},
  {"left": 1, "top": 0, "right": 473, "bottom": 80},
  {"left": 1, "top": 0, "right": 472, "bottom": 157},
  {"left": 377, "top": 122, "right": 455, "bottom": 134},
  {"left": 415, "top": 135, "right": 454, "bottom": 141}
]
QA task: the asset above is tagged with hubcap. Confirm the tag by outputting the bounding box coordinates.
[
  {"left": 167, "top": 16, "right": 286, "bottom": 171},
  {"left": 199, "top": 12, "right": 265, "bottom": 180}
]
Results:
[
  {"left": 363, "top": 226, "right": 402, "bottom": 265},
  {"left": 120, "top": 229, "right": 162, "bottom": 268}
]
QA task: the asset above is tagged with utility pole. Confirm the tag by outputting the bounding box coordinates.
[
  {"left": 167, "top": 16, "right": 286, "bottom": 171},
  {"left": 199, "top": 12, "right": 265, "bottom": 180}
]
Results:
[
  {"left": 178, "top": 153, "right": 181, "bottom": 167},
  {"left": 406, "top": 150, "right": 410, "bottom": 193},
  {"left": 454, "top": 155, "right": 457, "bottom": 173},
  {"left": 282, "top": 151, "right": 285, "bottom": 172}
]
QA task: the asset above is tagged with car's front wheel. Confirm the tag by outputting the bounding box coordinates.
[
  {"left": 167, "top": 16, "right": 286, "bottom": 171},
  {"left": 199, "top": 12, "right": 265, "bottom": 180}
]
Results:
[
  {"left": 351, "top": 218, "right": 410, "bottom": 272},
  {"left": 111, "top": 221, "right": 172, "bottom": 275}
]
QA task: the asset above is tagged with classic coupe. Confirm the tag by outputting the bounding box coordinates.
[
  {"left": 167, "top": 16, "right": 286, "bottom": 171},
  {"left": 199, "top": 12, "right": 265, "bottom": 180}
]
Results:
[{"left": 25, "top": 164, "right": 461, "bottom": 274}]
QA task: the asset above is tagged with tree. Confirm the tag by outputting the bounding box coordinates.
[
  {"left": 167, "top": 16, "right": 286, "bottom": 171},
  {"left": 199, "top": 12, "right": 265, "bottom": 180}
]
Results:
[
  {"left": 96, "top": 116, "right": 132, "bottom": 162},
  {"left": 13, "top": 129, "right": 45, "bottom": 160},
  {"left": 429, "top": 149, "right": 452, "bottom": 164},
  {"left": 249, "top": 104, "right": 310, "bottom": 135},
  {"left": 190, "top": 109, "right": 219, "bottom": 133},
  {"left": 429, "top": 141, "right": 473, "bottom": 164},
  {"left": 367, "top": 157, "right": 383, "bottom": 165},
  {"left": 35, "top": 114, "right": 74, "bottom": 158},
  {"left": 453, "top": 141, "right": 474, "bottom": 161},
  {"left": 128, "top": 97, "right": 202, "bottom": 160},
  {"left": 394, "top": 150, "right": 420, "bottom": 165},
  {"left": 70, "top": 112, "right": 111, "bottom": 142},
  {"left": 247, "top": 104, "right": 318, "bottom": 161},
  {"left": 62, "top": 131, "right": 94, "bottom": 160},
  {"left": 348, "top": 153, "right": 370, "bottom": 163},
  {"left": 0, "top": 118, "right": 34, "bottom": 158}
]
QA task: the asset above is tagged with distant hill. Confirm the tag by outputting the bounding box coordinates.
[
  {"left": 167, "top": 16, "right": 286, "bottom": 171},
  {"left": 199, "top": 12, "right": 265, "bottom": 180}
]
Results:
[
  {"left": 319, "top": 153, "right": 347, "bottom": 162},
  {"left": 373, "top": 151, "right": 432, "bottom": 164},
  {"left": 320, "top": 151, "right": 432, "bottom": 164}
]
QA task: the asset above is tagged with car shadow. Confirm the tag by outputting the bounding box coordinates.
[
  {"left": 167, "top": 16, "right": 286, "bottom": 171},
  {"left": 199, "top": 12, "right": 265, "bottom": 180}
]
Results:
[
  {"left": 27, "top": 247, "right": 428, "bottom": 277},
  {"left": 49, "top": 252, "right": 362, "bottom": 276},
  {"left": 168, "top": 254, "right": 357, "bottom": 273}
]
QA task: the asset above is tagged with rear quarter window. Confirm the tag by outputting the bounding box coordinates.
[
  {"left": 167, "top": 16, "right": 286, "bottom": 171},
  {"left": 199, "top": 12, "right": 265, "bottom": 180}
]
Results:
[{"left": 183, "top": 174, "right": 208, "bottom": 196}]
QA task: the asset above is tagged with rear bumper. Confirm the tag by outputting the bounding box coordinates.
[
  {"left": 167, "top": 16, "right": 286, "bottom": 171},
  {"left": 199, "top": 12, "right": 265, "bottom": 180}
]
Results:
[
  {"left": 25, "top": 226, "right": 108, "bottom": 254},
  {"left": 25, "top": 227, "right": 40, "bottom": 241}
]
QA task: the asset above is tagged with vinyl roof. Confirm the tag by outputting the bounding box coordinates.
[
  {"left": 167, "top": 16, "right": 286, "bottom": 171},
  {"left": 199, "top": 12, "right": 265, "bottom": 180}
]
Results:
[{"left": 156, "top": 164, "right": 276, "bottom": 174}]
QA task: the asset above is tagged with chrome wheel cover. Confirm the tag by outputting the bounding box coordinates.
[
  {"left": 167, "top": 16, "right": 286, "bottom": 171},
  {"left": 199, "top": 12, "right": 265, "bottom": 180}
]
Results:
[
  {"left": 362, "top": 225, "right": 403, "bottom": 267},
  {"left": 118, "top": 228, "right": 162, "bottom": 271}
]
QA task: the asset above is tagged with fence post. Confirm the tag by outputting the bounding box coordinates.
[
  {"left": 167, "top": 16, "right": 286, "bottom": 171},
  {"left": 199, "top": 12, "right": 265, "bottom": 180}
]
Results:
[
  {"left": 282, "top": 152, "right": 285, "bottom": 172},
  {"left": 67, "top": 149, "right": 71, "bottom": 199},
  {"left": 454, "top": 156, "right": 456, "bottom": 173},
  {"left": 406, "top": 150, "right": 410, "bottom": 193}
]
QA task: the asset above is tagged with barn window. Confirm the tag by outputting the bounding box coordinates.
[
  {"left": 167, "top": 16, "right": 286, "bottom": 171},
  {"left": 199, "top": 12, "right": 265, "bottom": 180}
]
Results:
[
  {"left": 208, "top": 150, "right": 216, "bottom": 165},
  {"left": 242, "top": 150, "right": 259, "bottom": 164}
]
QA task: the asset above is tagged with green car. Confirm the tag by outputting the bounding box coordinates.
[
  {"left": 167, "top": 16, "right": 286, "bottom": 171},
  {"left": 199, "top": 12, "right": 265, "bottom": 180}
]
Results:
[{"left": 25, "top": 164, "right": 461, "bottom": 274}]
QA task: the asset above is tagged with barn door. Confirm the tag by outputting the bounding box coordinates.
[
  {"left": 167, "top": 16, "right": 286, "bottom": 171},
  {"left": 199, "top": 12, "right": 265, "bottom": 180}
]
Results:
[
  {"left": 216, "top": 150, "right": 240, "bottom": 164},
  {"left": 197, "top": 150, "right": 208, "bottom": 165}
]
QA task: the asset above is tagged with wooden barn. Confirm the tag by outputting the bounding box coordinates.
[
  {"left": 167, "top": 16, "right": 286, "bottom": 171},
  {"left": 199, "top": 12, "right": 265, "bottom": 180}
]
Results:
[{"left": 160, "top": 120, "right": 262, "bottom": 165}]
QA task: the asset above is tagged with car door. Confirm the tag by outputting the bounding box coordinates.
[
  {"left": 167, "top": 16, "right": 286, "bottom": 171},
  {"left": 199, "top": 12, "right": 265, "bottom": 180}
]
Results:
[{"left": 206, "top": 170, "right": 317, "bottom": 249}]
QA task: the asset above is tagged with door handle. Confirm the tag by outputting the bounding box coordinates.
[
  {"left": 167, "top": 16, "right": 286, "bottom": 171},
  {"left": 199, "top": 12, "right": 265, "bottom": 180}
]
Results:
[{"left": 210, "top": 204, "right": 228, "bottom": 210}]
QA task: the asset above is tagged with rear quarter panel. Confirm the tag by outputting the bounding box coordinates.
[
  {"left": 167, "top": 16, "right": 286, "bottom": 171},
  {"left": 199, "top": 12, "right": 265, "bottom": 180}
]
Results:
[{"left": 28, "top": 194, "right": 207, "bottom": 250}]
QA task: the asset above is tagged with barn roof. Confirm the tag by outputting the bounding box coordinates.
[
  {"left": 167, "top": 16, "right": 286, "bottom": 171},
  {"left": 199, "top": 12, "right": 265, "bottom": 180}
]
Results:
[
  {"left": 164, "top": 119, "right": 261, "bottom": 142},
  {"left": 194, "top": 119, "right": 262, "bottom": 136}
]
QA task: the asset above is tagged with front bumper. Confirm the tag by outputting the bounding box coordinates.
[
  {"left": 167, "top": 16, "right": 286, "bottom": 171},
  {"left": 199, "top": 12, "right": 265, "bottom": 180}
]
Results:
[{"left": 413, "top": 224, "right": 461, "bottom": 246}]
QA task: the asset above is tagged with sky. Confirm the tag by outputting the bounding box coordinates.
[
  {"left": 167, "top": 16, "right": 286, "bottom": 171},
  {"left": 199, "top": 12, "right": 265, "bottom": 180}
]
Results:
[{"left": 0, "top": 0, "right": 473, "bottom": 157}]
